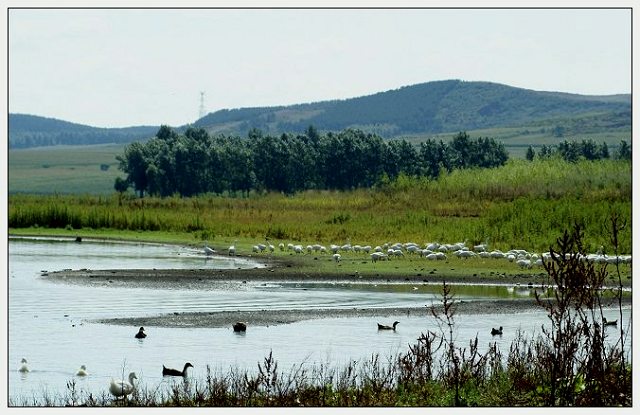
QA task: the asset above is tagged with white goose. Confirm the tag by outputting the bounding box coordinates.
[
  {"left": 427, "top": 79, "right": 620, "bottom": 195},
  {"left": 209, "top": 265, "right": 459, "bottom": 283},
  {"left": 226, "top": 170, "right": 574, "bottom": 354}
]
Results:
[
  {"left": 109, "top": 372, "right": 137, "bottom": 399},
  {"left": 76, "top": 365, "right": 88, "bottom": 376},
  {"left": 228, "top": 240, "right": 237, "bottom": 256},
  {"left": 18, "top": 358, "right": 29, "bottom": 373}
]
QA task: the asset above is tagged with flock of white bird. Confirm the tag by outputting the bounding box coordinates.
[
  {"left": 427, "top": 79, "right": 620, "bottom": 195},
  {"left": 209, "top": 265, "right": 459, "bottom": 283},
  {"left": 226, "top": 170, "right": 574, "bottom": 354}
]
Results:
[
  {"left": 226, "top": 239, "right": 632, "bottom": 269},
  {"left": 17, "top": 358, "right": 138, "bottom": 401}
]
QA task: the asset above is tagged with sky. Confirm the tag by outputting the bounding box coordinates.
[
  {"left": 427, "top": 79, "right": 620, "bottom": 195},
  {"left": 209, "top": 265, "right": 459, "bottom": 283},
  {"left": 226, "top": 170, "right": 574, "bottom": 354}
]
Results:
[{"left": 6, "top": 4, "right": 634, "bottom": 128}]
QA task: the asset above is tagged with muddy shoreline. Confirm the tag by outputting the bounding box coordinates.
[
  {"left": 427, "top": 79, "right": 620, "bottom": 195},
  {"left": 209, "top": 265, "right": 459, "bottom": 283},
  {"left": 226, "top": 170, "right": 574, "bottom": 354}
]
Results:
[
  {"left": 44, "top": 253, "right": 556, "bottom": 287},
  {"left": 45, "top": 261, "right": 630, "bottom": 329},
  {"left": 94, "top": 299, "right": 546, "bottom": 329}
]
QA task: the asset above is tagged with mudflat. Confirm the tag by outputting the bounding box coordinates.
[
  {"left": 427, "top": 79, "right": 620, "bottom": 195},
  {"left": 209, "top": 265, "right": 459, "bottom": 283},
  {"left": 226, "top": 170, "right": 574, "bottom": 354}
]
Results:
[{"left": 45, "top": 255, "right": 629, "bottom": 329}]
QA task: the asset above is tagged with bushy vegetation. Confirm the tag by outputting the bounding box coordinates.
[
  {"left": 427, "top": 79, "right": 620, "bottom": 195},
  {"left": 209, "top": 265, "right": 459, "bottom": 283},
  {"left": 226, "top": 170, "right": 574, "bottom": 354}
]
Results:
[{"left": 9, "top": 158, "right": 631, "bottom": 255}]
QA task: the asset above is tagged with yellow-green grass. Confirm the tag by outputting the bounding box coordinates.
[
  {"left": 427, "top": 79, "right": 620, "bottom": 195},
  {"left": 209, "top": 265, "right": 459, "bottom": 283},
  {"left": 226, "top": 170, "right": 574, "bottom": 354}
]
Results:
[
  {"left": 9, "top": 158, "right": 631, "bottom": 257},
  {"left": 8, "top": 144, "right": 125, "bottom": 194}
]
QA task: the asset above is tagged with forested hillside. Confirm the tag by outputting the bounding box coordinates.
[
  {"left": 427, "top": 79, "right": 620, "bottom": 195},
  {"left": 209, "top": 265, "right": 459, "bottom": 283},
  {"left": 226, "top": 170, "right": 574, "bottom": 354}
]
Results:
[
  {"left": 194, "top": 80, "right": 630, "bottom": 137},
  {"left": 9, "top": 80, "right": 630, "bottom": 149},
  {"left": 8, "top": 114, "right": 158, "bottom": 148}
]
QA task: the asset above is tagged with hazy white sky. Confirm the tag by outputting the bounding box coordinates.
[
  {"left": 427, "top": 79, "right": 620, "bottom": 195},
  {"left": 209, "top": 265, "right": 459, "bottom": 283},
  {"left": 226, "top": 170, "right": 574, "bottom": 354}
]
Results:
[{"left": 7, "top": 5, "right": 633, "bottom": 128}]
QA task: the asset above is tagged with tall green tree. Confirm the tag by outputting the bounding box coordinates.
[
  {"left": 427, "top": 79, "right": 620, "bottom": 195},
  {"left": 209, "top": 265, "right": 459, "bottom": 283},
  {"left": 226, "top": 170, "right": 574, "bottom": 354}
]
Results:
[
  {"left": 617, "top": 140, "right": 631, "bottom": 160},
  {"left": 599, "top": 142, "right": 610, "bottom": 159},
  {"left": 116, "top": 141, "right": 150, "bottom": 197},
  {"left": 526, "top": 146, "right": 536, "bottom": 161},
  {"left": 450, "top": 132, "right": 472, "bottom": 169}
]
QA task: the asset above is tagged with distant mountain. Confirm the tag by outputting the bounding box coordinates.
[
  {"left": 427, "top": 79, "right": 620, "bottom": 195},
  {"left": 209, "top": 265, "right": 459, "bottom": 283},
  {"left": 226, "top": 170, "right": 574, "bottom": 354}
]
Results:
[
  {"left": 8, "top": 114, "right": 158, "bottom": 148},
  {"left": 9, "top": 80, "right": 630, "bottom": 148},
  {"left": 193, "top": 80, "right": 630, "bottom": 137}
]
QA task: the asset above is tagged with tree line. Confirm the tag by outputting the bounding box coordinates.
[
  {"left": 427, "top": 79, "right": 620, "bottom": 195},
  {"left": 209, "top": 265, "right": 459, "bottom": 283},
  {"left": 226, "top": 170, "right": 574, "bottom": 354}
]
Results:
[
  {"left": 115, "top": 126, "right": 509, "bottom": 197},
  {"left": 525, "top": 139, "right": 631, "bottom": 162}
]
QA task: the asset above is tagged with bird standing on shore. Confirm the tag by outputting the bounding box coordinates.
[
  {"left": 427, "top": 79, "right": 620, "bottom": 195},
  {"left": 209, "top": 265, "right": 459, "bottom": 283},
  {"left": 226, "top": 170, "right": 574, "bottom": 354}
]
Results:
[
  {"left": 204, "top": 245, "right": 215, "bottom": 255},
  {"left": 228, "top": 240, "right": 237, "bottom": 256}
]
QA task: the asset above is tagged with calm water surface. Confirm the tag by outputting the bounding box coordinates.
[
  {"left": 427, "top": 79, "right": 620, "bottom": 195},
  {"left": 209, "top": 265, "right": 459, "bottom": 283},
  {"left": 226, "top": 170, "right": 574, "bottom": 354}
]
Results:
[{"left": 7, "top": 237, "right": 631, "bottom": 405}]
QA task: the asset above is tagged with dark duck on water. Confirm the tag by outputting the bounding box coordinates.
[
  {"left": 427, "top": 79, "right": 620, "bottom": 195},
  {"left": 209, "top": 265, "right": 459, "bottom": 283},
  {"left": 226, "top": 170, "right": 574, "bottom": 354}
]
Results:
[
  {"left": 377, "top": 321, "right": 400, "bottom": 331},
  {"left": 233, "top": 322, "right": 247, "bottom": 332},
  {"left": 163, "top": 362, "right": 194, "bottom": 377}
]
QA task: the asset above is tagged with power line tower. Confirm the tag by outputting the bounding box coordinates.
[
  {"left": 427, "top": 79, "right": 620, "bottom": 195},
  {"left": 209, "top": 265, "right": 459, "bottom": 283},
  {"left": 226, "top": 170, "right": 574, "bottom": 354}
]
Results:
[{"left": 198, "top": 91, "right": 206, "bottom": 120}]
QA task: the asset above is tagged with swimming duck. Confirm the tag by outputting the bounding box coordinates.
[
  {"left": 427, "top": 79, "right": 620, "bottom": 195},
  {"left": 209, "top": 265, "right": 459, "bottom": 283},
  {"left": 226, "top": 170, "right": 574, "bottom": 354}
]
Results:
[
  {"left": 18, "top": 358, "right": 29, "bottom": 373},
  {"left": 162, "top": 362, "right": 193, "bottom": 377},
  {"left": 76, "top": 365, "right": 88, "bottom": 376},
  {"left": 491, "top": 326, "right": 503, "bottom": 336},
  {"left": 233, "top": 322, "right": 247, "bottom": 332},
  {"left": 603, "top": 318, "right": 618, "bottom": 327},
  {"left": 109, "top": 372, "right": 137, "bottom": 399},
  {"left": 377, "top": 321, "right": 400, "bottom": 331},
  {"left": 135, "top": 327, "right": 146, "bottom": 339}
]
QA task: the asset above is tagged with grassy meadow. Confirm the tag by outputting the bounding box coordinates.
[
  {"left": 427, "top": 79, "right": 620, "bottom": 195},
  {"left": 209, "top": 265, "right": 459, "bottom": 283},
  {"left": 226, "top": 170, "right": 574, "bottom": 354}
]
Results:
[{"left": 8, "top": 143, "right": 125, "bottom": 194}]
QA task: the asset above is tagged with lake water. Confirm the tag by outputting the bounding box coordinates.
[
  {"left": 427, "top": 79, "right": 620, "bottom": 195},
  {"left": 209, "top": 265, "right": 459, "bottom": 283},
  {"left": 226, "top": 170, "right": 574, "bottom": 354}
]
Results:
[{"left": 6, "top": 237, "right": 632, "bottom": 405}]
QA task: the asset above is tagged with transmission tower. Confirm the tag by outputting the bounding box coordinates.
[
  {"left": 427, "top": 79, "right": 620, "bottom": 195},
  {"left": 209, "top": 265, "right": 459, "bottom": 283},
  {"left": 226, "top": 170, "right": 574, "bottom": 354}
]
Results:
[{"left": 198, "top": 91, "right": 206, "bottom": 120}]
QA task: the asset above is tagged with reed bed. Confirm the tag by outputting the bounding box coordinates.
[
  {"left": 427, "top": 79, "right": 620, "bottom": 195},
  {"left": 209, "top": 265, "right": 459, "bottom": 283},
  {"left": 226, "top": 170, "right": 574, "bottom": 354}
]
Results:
[{"left": 9, "top": 159, "right": 631, "bottom": 254}]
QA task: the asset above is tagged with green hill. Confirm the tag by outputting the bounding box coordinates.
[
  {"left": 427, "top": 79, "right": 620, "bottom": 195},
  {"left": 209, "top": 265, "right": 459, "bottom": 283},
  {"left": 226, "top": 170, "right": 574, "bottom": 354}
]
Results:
[
  {"left": 8, "top": 114, "right": 158, "bottom": 148},
  {"left": 9, "top": 80, "right": 630, "bottom": 149},
  {"left": 194, "top": 80, "right": 630, "bottom": 138}
]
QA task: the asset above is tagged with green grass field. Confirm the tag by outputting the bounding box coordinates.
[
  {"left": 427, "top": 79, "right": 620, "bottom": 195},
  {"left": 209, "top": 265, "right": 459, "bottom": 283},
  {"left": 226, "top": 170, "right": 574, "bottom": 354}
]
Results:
[{"left": 8, "top": 144, "right": 126, "bottom": 194}]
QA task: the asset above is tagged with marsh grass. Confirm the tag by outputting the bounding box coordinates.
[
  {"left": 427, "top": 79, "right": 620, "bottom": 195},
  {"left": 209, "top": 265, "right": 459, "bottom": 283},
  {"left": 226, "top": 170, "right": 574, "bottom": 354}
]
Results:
[{"left": 9, "top": 159, "right": 631, "bottom": 255}]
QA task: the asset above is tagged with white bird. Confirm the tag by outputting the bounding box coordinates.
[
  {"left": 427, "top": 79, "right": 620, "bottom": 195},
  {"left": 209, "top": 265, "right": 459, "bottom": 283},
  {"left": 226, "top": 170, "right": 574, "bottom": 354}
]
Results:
[
  {"left": 228, "top": 241, "right": 237, "bottom": 256},
  {"left": 109, "top": 372, "right": 137, "bottom": 399},
  {"left": 76, "top": 365, "right": 88, "bottom": 376},
  {"left": 204, "top": 245, "right": 215, "bottom": 255},
  {"left": 370, "top": 252, "right": 388, "bottom": 262},
  {"left": 18, "top": 358, "right": 29, "bottom": 373}
]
